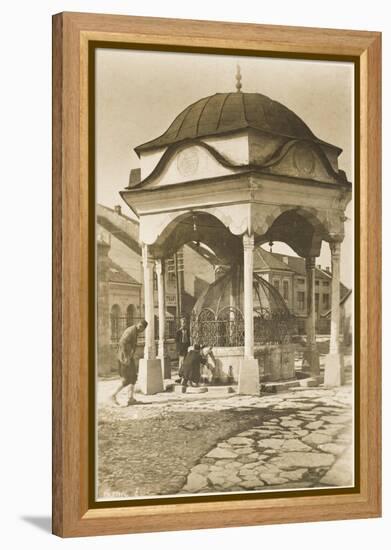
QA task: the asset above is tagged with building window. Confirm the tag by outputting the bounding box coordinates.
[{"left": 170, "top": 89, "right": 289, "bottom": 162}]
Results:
[
  {"left": 110, "top": 304, "right": 121, "bottom": 341},
  {"left": 273, "top": 279, "right": 280, "bottom": 293},
  {"left": 283, "top": 280, "right": 289, "bottom": 301},
  {"left": 322, "top": 293, "right": 330, "bottom": 309},
  {"left": 126, "top": 304, "right": 135, "bottom": 327},
  {"left": 167, "top": 270, "right": 176, "bottom": 288},
  {"left": 323, "top": 281, "right": 330, "bottom": 288},
  {"left": 176, "top": 250, "right": 184, "bottom": 272},
  {"left": 315, "top": 293, "right": 319, "bottom": 313},
  {"left": 165, "top": 257, "right": 174, "bottom": 270},
  {"left": 153, "top": 272, "right": 158, "bottom": 291},
  {"left": 297, "top": 291, "right": 305, "bottom": 311},
  {"left": 166, "top": 254, "right": 183, "bottom": 289},
  {"left": 315, "top": 280, "right": 319, "bottom": 286},
  {"left": 297, "top": 278, "right": 305, "bottom": 285}
]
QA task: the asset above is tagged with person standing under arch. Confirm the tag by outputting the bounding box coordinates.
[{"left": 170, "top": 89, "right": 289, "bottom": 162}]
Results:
[
  {"left": 181, "top": 344, "right": 202, "bottom": 392},
  {"left": 176, "top": 315, "right": 190, "bottom": 380}
]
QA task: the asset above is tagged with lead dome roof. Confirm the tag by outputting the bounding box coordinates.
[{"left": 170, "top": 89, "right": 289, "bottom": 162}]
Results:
[{"left": 135, "top": 92, "right": 338, "bottom": 155}]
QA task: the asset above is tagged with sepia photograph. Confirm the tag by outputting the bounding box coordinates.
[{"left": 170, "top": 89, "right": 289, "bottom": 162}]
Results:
[{"left": 94, "top": 48, "right": 355, "bottom": 502}]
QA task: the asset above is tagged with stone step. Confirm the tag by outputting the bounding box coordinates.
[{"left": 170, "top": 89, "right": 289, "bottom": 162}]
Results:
[
  {"left": 171, "top": 384, "right": 237, "bottom": 395},
  {"left": 261, "top": 379, "right": 301, "bottom": 393},
  {"left": 299, "top": 377, "right": 320, "bottom": 388}
]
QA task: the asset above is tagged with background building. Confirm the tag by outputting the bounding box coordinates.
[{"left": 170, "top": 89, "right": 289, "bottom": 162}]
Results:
[
  {"left": 97, "top": 204, "right": 215, "bottom": 374},
  {"left": 96, "top": 204, "right": 351, "bottom": 375},
  {"left": 254, "top": 248, "right": 350, "bottom": 334}
]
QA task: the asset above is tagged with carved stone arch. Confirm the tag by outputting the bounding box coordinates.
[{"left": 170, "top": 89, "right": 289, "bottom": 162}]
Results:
[
  {"left": 142, "top": 209, "right": 242, "bottom": 263},
  {"left": 139, "top": 204, "right": 250, "bottom": 249},
  {"left": 264, "top": 206, "right": 328, "bottom": 237},
  {"left": 252, "top": 204, "right": 286, "bottom": 236},
  {"left": 139, "top": 211, "right": 183, "bottom": 246},
  {"left": 294, "top": 206, "right": 330, "bottom": 236},
  {"left": 255, "top": 206, "right": 329, "bottom": 258},
  {"left": 201, "top": 205, "right": 250, "bottom": 236}
]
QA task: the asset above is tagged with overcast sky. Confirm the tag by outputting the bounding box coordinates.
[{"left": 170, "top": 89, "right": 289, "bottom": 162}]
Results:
[{"left": 96, "top": 49, "right": 354, "bottom": 286}]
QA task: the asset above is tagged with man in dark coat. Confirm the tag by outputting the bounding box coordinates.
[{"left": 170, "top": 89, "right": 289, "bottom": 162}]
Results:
[
  {"left": 110, "top": 319, "right": 147, "bottom": 406},
  {"left": 181, "top": 344, "right": 207, "bottom": 392},
  {"left": 176, "top": 316, "right": 190, "bottom": 379}
]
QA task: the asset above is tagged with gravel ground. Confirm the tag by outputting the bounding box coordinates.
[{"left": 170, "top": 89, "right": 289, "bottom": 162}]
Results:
[
  {"left": 98, "top": 405, "right": 276, "bottom": 498},
  {"left": 97, "top": 382, "right": 353, "bottom": 500}
]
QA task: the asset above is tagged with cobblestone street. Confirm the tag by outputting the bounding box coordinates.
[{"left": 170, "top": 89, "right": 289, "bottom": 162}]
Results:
[{"left": 97, "top": 381, "right": 353, "bottom": 499}]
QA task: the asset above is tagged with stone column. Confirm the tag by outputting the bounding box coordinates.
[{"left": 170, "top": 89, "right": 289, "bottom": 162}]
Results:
[
  {"left": 243, "top": 234, "right": 255, "bottom": 358},
  {"left": 303, "top": 256, "right": 320, "bottom": 377},
  {"left": 138, "top": 244, "right": 163, "bottom": 394},
  {"left": 156, "top": 259, "right": 170, "bottom": 379},
  {"left": 97, "top": 238, "right": 111, "bottom": 375},
  {"left": 324, "top": 241, "right": 344, "bottom": 386},
  {"left": 142, "top": 245, "right": 156, "bottom": 360},
  {"left": 238, "top": 234, "right": 260, "bottom": 395},
  {"left": 306, "top": 257, "right": 317, "bottom": 349}
]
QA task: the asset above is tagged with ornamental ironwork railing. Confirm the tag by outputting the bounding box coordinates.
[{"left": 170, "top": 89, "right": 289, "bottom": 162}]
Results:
[
  {"left": 190, "top": 306, "right": 297, "bottom": 347},
  {"left": 110, "top": 315, "right": 179, "bottom": 343},
  {"left": 109, "top": 310, "right": 297, "bottom": 347},
  {"left": 253, "top": 308, "right": 296, "bottom": 345},
  {"left": 190, "top": 306, "right": 245, "bottom": 347}
]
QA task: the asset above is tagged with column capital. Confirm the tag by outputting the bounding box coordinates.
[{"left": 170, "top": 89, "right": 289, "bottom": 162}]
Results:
[
  {"left": 142, "top": 243, "right": 155, "bottom": 267},
  {"left": 329, "top": 241, "right": 341, "bottom": 258},
  {"left": 155, "top": 258, "right": 164, "bottom": 275},
  {"left": 243, "top": 233, "right": 254, "bottom": 250}
]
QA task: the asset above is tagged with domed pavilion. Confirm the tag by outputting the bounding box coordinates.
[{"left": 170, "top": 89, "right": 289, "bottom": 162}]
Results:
[
  {"left": 190, "top": 265, "right": 298, "bottom": 384},
  {"left": 121, "top": 68, "right": 351, "bottom": 395}
]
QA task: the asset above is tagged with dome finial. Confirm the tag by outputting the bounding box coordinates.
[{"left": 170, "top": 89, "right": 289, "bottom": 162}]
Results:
[{"left": 235, "top": 64, "right": 242, "bottom": 93}]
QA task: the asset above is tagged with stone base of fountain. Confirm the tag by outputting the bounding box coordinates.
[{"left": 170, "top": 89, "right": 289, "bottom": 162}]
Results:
[{"left": 210, "top": 344, "right": 297, "bottom": 385}]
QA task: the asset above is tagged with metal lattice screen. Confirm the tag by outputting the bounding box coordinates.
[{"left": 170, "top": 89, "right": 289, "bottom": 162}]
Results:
[{"left": 190, "top": 265, "right": 297, "bottom": 347}]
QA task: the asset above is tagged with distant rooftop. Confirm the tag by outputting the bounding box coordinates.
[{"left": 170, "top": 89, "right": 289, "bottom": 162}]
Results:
[
  {"left": 108, "top": 258, "right": 140, "bottom": 286},
  {"left": 255, "top": 247, "right": 350, "bottom": 296}
]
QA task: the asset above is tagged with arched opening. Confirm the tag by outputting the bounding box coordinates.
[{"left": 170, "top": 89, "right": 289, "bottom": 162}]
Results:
[
  {"left": 257, "top": 238, "right": 333, "bottom": 337},
  {"left": 150, "top": 210, "right": 242, "bottom": 264},
  {"left": 126, "top": 304, "right": 135, "bottom": 327},
  {"left": 110, "top": 304, "right": 121, "bottom": 342},
  {"left": 150, "top": 211, "right": 245, "bottom": 356},
  {"left": 258, "top": 209, "right": 327, "bottom": 258},
  {"left": 140, "top": 209, "right": 326, "bottom": 387}
]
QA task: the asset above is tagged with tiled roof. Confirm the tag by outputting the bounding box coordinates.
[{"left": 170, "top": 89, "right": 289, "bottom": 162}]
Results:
[
  {"left": 108, "top": 259, "right": 140, "bottom": 285},
  {"left": 321, "top": 289, "right": 352, "bottom": 318},
  {"left": 254, "top": 248, "right": 294, "bottom": 272},
  {"left": 255, "top": 248, "right": 350, "bottom": 296},
  {"left": 97, "top": 203, "right": 218, "bottom": 267},
  {"left": 277, "top": 253, "right": 329, "bottom": 280},
  {"left": 97, "top": 203, "right": 141, "bottom": 255}
]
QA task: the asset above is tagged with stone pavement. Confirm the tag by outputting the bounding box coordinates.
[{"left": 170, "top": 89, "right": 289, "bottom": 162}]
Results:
[
  {"left": 97, "top": 379, "right": 353, "bottom": 497},
  {"left": 179, "top": 386, "right": 353, "bottom": 494}
]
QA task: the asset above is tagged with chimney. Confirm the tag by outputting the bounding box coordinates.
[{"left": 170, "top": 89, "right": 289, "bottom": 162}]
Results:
[
  {"left": 325, "top": 266, "right": 330, "bottom": 273},
  {"left": 97, "top": 232, "right": 110, "bottom": 249},
  {"left": 128, "top": 167, "right": 141, "bottom": 188},
  {"left": 317, "top": 264, "right": 322, "bottom": 270},
  {"left": 114, "top": 205, "right": 122, "bottom": 215},
  {"left": 282, "top": 256, "right": 289, "bottom": 264}
]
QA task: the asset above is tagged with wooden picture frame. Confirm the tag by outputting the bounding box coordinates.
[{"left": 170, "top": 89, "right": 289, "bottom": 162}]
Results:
[{"left": 52, "top": 11, "right": 381, "bottom": 537}]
